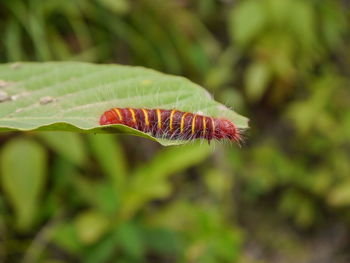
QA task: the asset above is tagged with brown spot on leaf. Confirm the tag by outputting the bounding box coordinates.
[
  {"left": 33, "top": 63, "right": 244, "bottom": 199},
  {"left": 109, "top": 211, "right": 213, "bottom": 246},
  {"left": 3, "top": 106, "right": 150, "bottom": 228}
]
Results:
[
  {"left": 39, "top": 96, "right": 56, "bottom": 105},
  {"left": 0, "top": 91, "right": 9, "bottom": 102},
  {"left": 0, "top": 80, "right": 13, "bottom": 88},
  {"left": 11, "top": 91, "right": 29, "bottom": 101},
  {"left": 11, "top": 62, "right": 22, "bottom": 70}
]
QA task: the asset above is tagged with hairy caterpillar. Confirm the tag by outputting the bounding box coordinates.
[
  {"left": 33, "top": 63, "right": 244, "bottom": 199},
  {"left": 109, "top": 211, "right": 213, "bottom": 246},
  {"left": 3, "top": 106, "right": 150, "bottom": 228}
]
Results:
[{"left": 99, "top": 108, "right": 241, "bottom": 143}]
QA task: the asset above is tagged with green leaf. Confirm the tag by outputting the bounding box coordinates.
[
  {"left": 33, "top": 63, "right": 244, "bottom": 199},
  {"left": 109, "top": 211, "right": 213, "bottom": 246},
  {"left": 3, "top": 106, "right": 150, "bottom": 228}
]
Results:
[
  {"left": 52, "top": 222, "right": 82, "bottom": 253},
  {"left": 245, "top": 61, "right": 271, "bottom": 102},
  {"left": 87, "top": 134, "right": 127, "bottom": 190},
  {"left": 97, "top": 0, "right": 130, "bottom": 14},
  {"left": 0, "top": 137, "right": 47, "bottom": 231},
  {"left": 142, "top": 227, "right": 182, "bottom": 255},
  {"left": 114, "top": 222, "right": 144, "bottom": 260},
  {"left": 327, "top": 181, "right": 350, "bottom": 207},
  {"left": 82, "top": 231, "right": 120, "bottom": 263},
  {"left": 38, "top": 132, "right": 87, "bottom": 167},
  {"left": 71, "top": 176, "right": 119, "bottom": 214},
  {"left": 120, "top": 143, "right": 212, "bottom": 219},
  {"left": 230, "top": 0, "right": 266, "bottom": 46},
  {"left": 74, "top": 210, "right": 110, "bottom": 245},
  {"left": 0, "top": 62, "right": 248, "bottom": 146}
]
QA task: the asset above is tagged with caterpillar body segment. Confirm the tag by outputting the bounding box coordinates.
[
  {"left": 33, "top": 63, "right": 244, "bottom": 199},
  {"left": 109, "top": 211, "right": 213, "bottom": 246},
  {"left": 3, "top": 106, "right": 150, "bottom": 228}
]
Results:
[{"left": 99, "top": 108, "right": 241, "bottom": 143}]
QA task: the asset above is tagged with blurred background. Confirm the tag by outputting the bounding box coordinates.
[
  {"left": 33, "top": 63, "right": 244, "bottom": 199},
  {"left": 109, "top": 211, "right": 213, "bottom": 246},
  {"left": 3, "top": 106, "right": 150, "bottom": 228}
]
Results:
[{"left": 0, "top": 0, "right": 350, "bottom": 262}]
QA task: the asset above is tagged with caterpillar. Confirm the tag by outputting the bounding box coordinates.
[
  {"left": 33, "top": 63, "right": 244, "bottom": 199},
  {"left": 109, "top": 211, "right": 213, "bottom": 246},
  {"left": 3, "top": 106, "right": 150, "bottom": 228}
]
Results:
[{"left": 99, "top": 108, "right": 241, "bottom": 143}]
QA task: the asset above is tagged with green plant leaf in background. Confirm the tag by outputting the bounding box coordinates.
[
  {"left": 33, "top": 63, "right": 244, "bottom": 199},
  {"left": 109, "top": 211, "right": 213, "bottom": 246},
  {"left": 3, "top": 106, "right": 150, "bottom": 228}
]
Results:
[
  {"left": 245, "top": 61, "right": 271, "bottom": 102},
  {"left": 120, "top": 143, "right": 212, "bottom": 220},
  {"left": 38, "top": 131, "right": 87, "bottom": 167},
  {"left": 0, "top": 138, "right": 47, "bottom": 232},
  {"left": 0, "top": 62, "right": 248, "bottom": 146},
  {"left": 87, "top": 134, "right": 127, "bottom": 191},
  {"left": 74, "top": 209, "right": 111, "bottom": 245}
]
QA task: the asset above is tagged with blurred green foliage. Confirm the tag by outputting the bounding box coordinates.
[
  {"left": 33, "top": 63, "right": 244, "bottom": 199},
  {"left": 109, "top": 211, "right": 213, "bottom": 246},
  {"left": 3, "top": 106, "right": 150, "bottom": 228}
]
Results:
[{"left": 0, "top": 0, "right": 350, "bottom": 262}]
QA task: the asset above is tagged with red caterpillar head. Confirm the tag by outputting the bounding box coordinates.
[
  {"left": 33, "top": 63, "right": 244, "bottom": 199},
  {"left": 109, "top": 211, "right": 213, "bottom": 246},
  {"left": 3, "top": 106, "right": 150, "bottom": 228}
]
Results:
[
  {"left": 99, "top": 110, "right": 119, "bottom": 125},
  {"left": 215, "top": 119, "right": 240, "bottom": 142}
]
